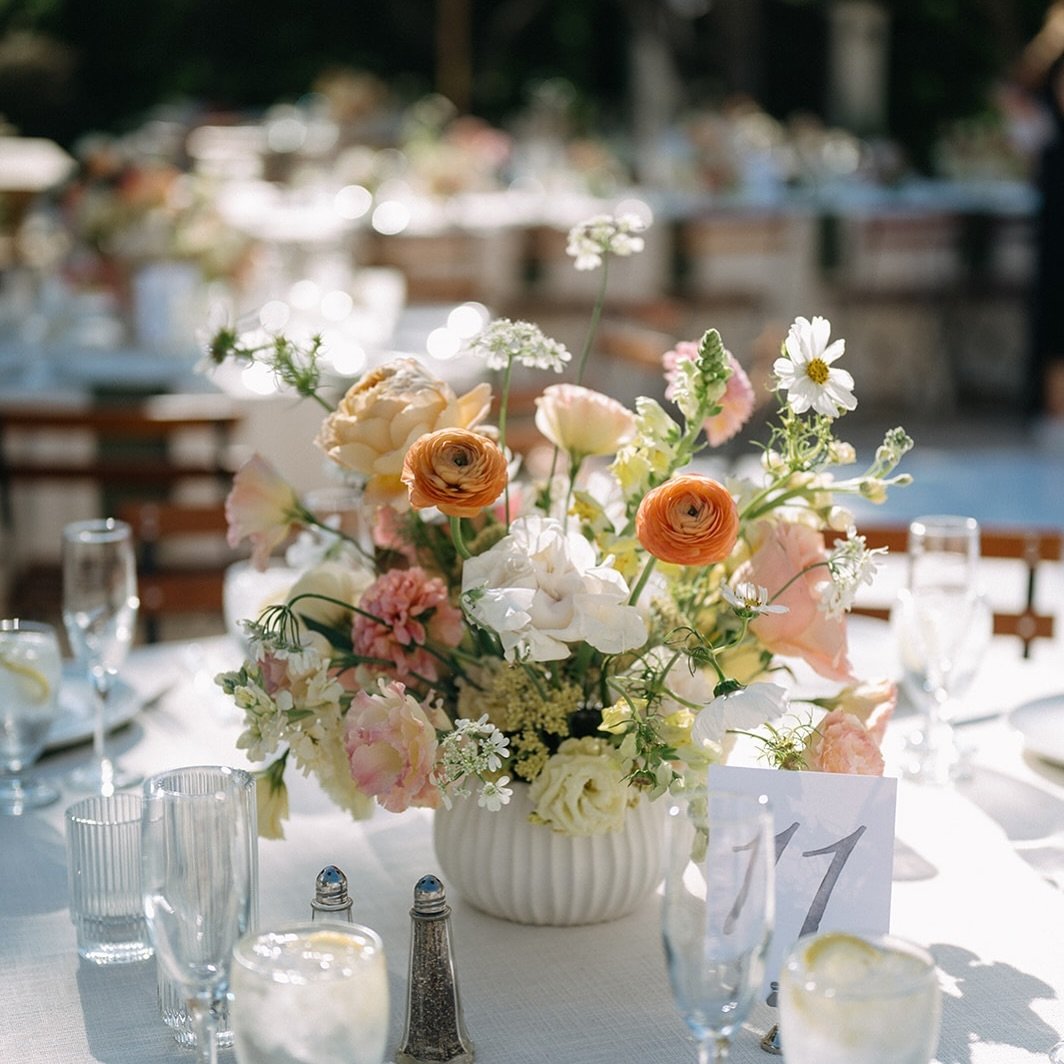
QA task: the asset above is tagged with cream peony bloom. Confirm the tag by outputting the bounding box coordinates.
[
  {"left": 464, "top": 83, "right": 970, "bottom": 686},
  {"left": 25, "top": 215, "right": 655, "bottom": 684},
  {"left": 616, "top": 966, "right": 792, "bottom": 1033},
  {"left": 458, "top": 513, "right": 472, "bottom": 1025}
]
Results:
[
  {"left": 316, "top": 358, "right": 492, "bottom": 510},
  {"left": 534, "top": 384, "right": 636, "bottom": 459},
  {"left": 529, "top": 737, "right": 631, "bottom": 835}
]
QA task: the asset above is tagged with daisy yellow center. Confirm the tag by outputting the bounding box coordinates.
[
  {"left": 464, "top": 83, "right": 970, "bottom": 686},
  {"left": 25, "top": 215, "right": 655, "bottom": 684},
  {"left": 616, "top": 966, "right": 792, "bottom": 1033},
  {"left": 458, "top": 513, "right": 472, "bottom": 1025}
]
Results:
[{"left": 805, "top": 358, "right": 830, "bottom": 385}]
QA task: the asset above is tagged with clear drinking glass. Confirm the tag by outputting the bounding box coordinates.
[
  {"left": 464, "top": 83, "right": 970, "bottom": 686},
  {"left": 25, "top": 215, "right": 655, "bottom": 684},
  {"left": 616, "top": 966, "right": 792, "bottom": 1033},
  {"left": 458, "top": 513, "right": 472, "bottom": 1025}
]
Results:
[
  {"left": 778, "top": 931, "right": 942, "bottom": 1064},
  {"left": 155, "top": 765, "right": 259, "bottom": 1049},
  {"left": 662, "top": 789, "right": 775, "bottom": 1064},
  {"left": 892, "top": 514, "right": 993, "bottom": 784},
  {"left": 62, "top": 518, "right": 141, "bottom": 794},
  {"left": 142, "top": 765, "right": 255, "bottom": 1064},
  {"left": 64, "top": 792, "right": 153, "bottom": 964},
  {"left": 0, "top": 619, "right": 63, "bottom": 814},
  {"left": 231, "top": 922, "right": 389, "bottom": 1064}
]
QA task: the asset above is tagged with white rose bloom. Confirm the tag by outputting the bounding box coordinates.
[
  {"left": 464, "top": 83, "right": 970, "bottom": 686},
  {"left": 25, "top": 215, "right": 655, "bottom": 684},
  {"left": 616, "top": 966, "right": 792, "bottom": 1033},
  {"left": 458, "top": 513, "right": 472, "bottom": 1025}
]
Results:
[
  {"left": 691, "top": 682, "right": 790, "bottom": 746},
  {"left": 529, "top": 738, "right": 631, "bottom": 835},
  {"left": 461, "top": 514, "right": 647, "bottom": 662}
]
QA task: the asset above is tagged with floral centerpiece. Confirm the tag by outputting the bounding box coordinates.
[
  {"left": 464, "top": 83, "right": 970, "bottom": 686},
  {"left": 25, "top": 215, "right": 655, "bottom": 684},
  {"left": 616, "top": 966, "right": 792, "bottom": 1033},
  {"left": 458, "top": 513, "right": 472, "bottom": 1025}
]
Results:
[{"left": 210, "top": 213, "right": 911, "bottom": 852}]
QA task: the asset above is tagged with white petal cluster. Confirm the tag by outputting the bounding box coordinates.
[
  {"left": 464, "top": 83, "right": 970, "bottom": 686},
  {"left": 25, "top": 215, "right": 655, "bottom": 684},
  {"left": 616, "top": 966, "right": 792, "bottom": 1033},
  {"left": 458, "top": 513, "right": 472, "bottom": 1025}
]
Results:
[
  {"left": 461, "top": 514, "right": 647, "bottom": 662},
  {"left": 565, "top": 213, "right": 647, "bottom": 270},
  {"left": 466, "top": 318, "right": 572, "bottom": 372}
]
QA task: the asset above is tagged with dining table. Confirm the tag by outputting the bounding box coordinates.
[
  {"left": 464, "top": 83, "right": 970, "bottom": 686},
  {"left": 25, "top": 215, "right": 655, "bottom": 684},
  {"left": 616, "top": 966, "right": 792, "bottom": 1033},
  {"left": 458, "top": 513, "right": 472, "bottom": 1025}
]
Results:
[{"left": 1, "top": 619, "right": 1063, "bottom": 1064}]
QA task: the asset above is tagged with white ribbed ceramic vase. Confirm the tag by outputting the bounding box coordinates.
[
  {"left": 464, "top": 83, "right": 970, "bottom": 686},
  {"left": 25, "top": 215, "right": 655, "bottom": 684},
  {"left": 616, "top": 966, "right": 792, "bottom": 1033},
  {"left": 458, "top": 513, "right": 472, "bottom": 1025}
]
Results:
[{"left": 432, "top": 784, "right": 664, "bottom": 926}]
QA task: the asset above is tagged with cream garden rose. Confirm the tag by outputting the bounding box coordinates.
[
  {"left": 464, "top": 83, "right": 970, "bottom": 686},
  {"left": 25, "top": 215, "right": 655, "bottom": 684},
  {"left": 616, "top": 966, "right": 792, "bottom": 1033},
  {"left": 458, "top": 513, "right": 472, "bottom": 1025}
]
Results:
[
  {"left": 316, "top": 358, "right": 492, "bottom": 510},
  {"left": 528, "top": 737, "right": 632, "bottom": 835},
  {"left": 285, "top": 561, "right": 374, "bottom": 629}
]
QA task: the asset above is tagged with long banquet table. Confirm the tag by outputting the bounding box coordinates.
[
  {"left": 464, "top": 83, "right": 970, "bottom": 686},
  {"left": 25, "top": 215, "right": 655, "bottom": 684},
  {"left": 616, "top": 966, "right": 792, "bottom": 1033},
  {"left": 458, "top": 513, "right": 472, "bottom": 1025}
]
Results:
[{"left": 1, "top": 626, "right": 1063, "bottom": 1063}]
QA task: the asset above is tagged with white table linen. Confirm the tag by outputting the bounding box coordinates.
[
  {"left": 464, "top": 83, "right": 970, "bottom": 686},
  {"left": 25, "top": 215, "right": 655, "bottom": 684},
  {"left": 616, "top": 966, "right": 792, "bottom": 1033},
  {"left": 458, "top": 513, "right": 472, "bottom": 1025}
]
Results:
[{"left": 1, "top": 631, "right": 1063, "bottom": 1063}]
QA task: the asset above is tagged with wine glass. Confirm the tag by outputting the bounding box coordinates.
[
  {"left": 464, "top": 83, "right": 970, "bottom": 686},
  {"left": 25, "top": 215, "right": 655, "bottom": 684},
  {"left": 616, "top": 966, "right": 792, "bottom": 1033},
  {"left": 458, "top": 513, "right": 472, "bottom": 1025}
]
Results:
[
  {"left": 662, "top": 789, "right": 774, "bottom": 1064},
  {"left": 0, "top": 619, "right": 63, "bottom": 814},
  {"left": 142, "top": 765, "right": 255, "bottom": 1064},
  {"left": 891, "top": 515, "right": 993, "bottom": 785},
  {"left": 62, "top": 517, "right": 141, "bottom": 794}
]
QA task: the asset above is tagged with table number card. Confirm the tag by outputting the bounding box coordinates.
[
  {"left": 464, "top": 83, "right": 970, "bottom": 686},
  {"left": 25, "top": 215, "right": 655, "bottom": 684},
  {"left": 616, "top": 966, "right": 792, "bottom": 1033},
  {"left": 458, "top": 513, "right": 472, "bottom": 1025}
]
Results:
[{"left": 708, "top": 763, "right": 898, "bottom": 999}]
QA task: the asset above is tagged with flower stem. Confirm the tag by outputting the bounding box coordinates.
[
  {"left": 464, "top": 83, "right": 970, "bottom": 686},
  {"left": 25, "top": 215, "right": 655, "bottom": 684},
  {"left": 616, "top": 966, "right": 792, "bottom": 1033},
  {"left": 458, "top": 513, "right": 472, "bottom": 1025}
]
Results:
[
  {"left": 498, "top": 357, "right": 514, "bottom": 531},
  {"left": 628, "top": 555, "right": 658, "bottom": 605},
  {"left": 575, "top": 258, "right": 609, "bottom": 385},
  {"left": 449, "top": 516, "right": 472, "bottom": 560}
]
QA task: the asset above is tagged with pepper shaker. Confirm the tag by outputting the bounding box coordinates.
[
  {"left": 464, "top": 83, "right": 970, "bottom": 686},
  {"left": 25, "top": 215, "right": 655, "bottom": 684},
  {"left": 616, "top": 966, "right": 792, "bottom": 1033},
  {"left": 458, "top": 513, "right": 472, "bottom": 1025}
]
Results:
[
  {"left": 310, "top": 864, "right": 354, "bottom": 922},
  {"left": 395, "top": 874, "right": 474, "bottom": 1064}
]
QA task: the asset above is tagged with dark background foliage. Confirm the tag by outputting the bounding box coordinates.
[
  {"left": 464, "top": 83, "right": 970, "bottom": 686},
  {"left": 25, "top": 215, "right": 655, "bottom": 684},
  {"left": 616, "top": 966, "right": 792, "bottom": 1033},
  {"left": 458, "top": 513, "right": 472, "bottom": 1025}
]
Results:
[{"left": 0, "top": 0, "right": 1052, "bottom": 171}]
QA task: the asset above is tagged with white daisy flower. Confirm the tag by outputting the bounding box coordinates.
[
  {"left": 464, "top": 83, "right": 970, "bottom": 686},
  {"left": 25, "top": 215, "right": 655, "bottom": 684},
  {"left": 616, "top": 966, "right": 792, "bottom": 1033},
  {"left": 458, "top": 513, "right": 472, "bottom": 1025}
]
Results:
[
  {"left": 722, "top": 581, "right": 789, "bottom": 617},
  {"left": 774, "top": 315, "right": 857, "bottom": 418}
]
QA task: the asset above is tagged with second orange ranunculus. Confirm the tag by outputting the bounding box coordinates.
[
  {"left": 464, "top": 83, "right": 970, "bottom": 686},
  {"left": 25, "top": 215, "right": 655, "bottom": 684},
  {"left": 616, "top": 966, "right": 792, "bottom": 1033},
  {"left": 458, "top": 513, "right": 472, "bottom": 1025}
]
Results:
[
  {"left": 401, "top": 427, "right": 509, "bottom": 518},
  {"left": 635, "top": 474, "right": 739, "bottom": 566}
]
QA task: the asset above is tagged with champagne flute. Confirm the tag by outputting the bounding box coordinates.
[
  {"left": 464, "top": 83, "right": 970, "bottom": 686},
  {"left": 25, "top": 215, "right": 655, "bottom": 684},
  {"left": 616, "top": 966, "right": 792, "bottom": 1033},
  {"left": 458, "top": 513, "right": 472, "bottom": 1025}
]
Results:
[
  {"left": 62, "top": 518, "right": 140, "bottom": 794},
  {"left": 0, "top": 619, "right": 63, "bottom": 814},
  {"left": 142, "top": 766, "right": 255, "bottom": 1064},
  {"left": 662, "top": 789, "right": 774, "bottom": 1064},
  {"left": 892, "top": 515, "right": 993, "bottom": 784}
]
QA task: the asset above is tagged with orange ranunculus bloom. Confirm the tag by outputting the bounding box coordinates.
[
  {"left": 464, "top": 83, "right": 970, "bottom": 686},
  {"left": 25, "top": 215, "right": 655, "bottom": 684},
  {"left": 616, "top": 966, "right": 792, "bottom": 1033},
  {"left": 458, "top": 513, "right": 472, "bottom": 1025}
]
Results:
[
  {"left": 401, "top": 428, "right": 509, "bottom": 518},
  {"left": 635, "top": 474, "right": 739, "bottom": 566}
]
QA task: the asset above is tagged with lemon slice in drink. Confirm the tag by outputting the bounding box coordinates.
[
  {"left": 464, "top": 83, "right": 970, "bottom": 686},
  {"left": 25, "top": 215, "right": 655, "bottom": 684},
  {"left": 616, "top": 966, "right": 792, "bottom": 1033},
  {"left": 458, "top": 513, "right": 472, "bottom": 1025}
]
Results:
[
  {"left": 802, "top": 932, "right": 883, "bottom": 985},
  {"left": 0, "top": 652, "right": 52, "bottom": 702}
]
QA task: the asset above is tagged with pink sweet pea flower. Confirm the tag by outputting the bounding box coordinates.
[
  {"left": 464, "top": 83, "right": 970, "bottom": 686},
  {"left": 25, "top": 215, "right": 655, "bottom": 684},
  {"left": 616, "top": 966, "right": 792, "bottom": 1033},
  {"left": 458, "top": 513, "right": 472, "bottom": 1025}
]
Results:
[
  {"left": 225, "top": 454, "right": 302, "bottom": 570},
  {"left": 739, "top": 520, "right": 854, "bottom": 682},
  {"left": 353, "top": 567, "right": 464, "bottom": 683},
  {"left": 663, "top": 341, "right": 755, "bottom": 446},
  {"left": 803, "top": 709, "right": 885, "bottom": 776},
  {"left": 344, "top": 679, "right": 444, "bottom": 812}
]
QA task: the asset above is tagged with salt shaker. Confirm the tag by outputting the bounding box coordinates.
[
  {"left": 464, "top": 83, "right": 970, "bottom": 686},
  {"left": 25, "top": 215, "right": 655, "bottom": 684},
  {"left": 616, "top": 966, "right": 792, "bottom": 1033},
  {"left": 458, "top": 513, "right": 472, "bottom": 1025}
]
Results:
[
  {"left": 395, "top": 874, "right": 474, "bottom": 1064},
  {"left": 310, "top": 864, "right": 354, "bottom": 922}
]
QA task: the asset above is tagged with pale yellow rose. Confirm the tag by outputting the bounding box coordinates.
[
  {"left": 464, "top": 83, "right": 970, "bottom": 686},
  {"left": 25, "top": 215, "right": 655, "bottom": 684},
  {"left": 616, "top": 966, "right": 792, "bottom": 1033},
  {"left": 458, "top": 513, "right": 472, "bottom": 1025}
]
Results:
[
  {"left": 534, "top": 384, "right": 635, "bottom": 458},
  {"left": 286, "top": 562, "right": 374, "bottom": 629},
  {"left": 316, "top": 358, "right": 492, "bottom": 510},
  {"left": 528, "top": 737, "right": 631, "bottom": 836}
]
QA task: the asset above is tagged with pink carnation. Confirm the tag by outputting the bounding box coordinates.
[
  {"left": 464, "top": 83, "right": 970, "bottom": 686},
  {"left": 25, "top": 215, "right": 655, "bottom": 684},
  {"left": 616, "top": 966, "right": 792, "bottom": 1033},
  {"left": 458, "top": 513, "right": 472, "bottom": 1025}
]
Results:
[
  {"left": 804, "top": 709, "right": 885, "bottom": 776},
  {"left": 344, "top": 679, "right": 444, "bottom": 812},
  {"left": 353, "top": 567, "right": 463, "bottom": 682},
  {"left": 663, "top": 341, "right": 755, "bottom": 446}
]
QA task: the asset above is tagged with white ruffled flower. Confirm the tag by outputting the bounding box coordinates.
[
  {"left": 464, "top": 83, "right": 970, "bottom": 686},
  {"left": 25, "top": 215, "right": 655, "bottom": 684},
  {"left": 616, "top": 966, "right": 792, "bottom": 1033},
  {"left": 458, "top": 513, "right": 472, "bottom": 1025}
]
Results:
[
  {"left": 691, "top": 682, "right": 790, "bottom": 746},
  {"left": 461, "top": 514, "right": 647, "bottom": 662},
  {"left": 565, "top": 213, "right": 647, "bottom": 270},
  {"left": 774, "top": 315, "right": 856, "bottom": 418}
]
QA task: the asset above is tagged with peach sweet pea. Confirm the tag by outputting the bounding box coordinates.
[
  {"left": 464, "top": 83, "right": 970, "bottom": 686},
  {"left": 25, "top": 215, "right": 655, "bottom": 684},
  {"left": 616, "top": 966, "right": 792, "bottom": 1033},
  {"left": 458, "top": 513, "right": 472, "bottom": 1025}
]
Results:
[
  {"left": 225, "top": 454, "right": 302, "bottom": 570},
  {"left": 344, "top": 679, "right": 448, "bottom": 813},
  {"left": 635, "top": 474, "right": 739, "bottom": 566},
  {"left": 317, "top": 358, "right": 492, "bottom": 510},
  {"left": 401, "top": 427, "right": 509, "bottom": 518},
  {"left": 803, "top": 709, "right": 885, "bottom": 775},
  {"left": 739, "top": 520, "right": 854, "bottom": 682},
  {"left": 533, "top": 383, "right": 636, "bottom": 458}
]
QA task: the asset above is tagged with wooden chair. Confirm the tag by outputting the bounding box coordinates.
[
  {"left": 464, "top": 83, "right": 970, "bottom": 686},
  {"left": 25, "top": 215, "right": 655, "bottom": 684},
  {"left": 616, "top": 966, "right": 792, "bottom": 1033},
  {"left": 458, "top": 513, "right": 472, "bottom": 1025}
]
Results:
[
  {"left": 116, "top": 501, "right": 236, "bottom": 643},
  {"left": 829, "top": 524, "right": 1062, "bottom": 658}
]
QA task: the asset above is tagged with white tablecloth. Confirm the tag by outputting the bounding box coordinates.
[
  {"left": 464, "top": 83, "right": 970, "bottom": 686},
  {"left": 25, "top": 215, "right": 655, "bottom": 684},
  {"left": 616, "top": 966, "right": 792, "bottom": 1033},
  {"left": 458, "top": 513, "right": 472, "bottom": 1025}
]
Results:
[{"left": 1, "top": 632, "right": 1063, "bottom": 1063}]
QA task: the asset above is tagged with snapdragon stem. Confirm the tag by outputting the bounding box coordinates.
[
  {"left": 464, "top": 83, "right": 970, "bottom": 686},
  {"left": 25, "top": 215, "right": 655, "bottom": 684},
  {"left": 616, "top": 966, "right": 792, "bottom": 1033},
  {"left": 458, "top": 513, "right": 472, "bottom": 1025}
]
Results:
[
  {"left": 575, "top": 259, "right": 609, "bottom": 385},
  {"left": 449, "top": 516, "right": 472, "bottom": 560}
]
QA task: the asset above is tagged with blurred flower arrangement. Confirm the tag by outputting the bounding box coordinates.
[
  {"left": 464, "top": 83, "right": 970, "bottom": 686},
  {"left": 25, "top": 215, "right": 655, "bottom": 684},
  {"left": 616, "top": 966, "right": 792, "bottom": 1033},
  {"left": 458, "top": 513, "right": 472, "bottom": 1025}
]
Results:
[{"left": 210, "top": 212, "right": 912, "bottom": 839}]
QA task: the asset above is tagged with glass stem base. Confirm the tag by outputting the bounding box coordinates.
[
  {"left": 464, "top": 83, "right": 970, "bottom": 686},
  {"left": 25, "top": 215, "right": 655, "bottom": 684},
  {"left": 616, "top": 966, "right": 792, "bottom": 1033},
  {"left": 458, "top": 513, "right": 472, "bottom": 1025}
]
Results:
[{"left": 0, "top": 774, "right": 60, "bottom": 814}]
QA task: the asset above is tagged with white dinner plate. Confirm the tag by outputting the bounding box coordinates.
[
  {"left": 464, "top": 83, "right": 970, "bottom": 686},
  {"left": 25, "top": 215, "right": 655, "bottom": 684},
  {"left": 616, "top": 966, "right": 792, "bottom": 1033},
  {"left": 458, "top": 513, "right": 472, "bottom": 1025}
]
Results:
[
  {"left": 1009, "top": 694, "right": 1064, "bottom": 766},
  {"left": 44, "top": 665, "right": 141, "bottom": 752}
]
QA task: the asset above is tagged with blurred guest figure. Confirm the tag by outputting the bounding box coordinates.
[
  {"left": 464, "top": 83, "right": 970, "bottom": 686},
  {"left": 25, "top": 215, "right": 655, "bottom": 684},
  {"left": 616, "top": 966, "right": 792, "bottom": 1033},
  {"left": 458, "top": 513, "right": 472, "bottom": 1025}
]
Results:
[{"left": 1016, "top": 1, "right": 1064, "bottom": 417}]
